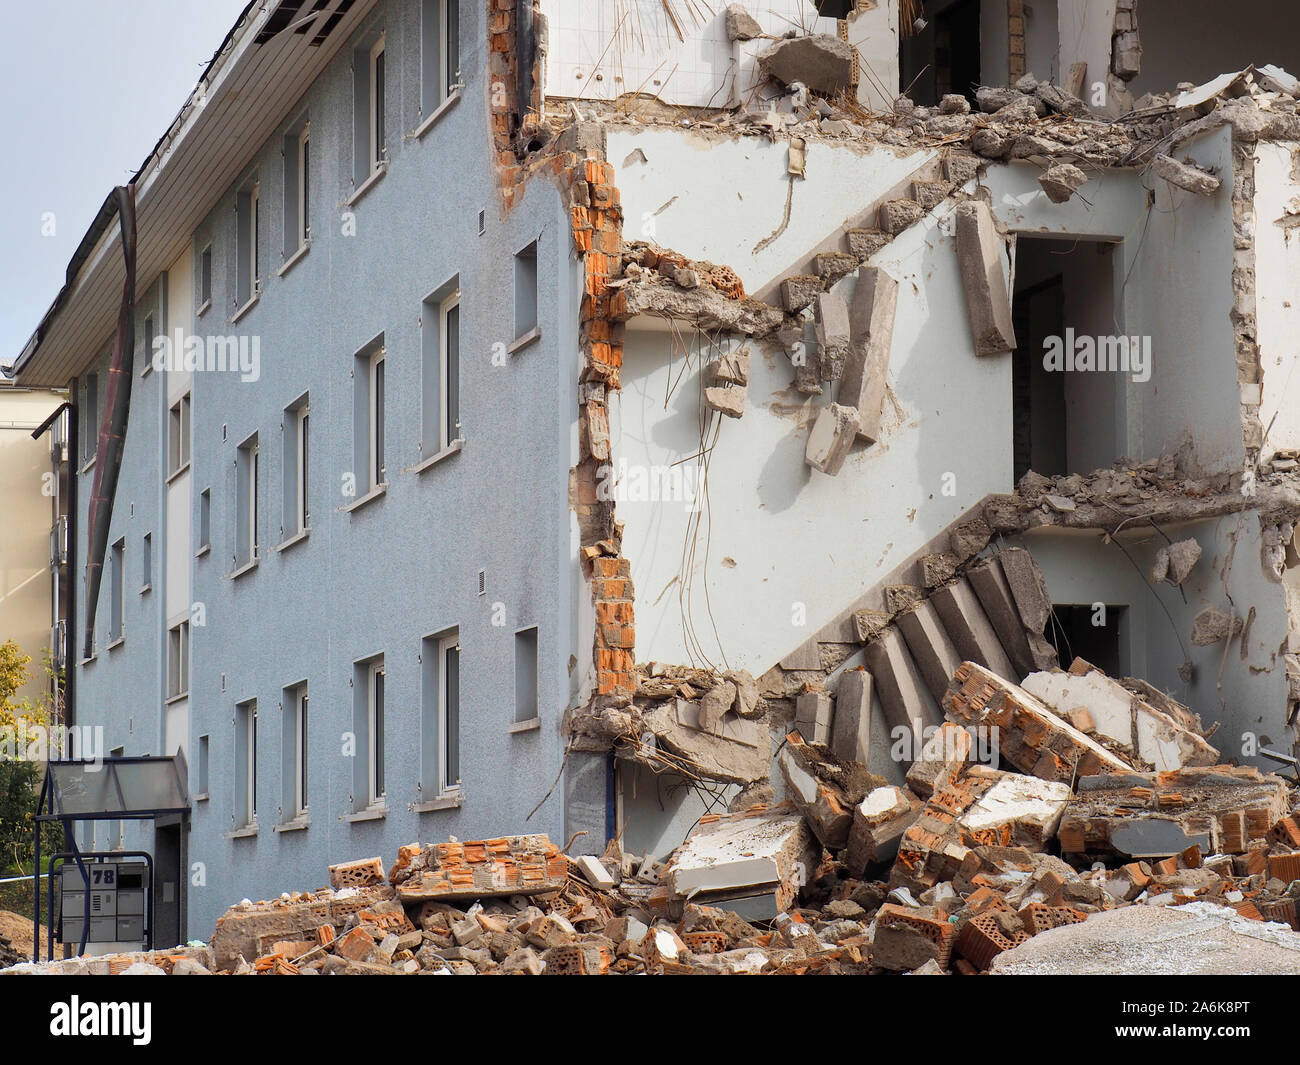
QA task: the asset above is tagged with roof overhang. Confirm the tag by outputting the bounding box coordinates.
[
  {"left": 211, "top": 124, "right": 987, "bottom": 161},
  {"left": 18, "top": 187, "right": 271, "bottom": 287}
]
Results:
[{"left": 11, "top": 0, "right": 378, "bottom": 388}]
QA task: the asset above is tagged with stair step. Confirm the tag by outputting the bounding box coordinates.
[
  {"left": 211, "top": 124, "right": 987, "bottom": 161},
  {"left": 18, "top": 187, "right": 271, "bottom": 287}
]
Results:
[
  {"left": 967, "top": 556, "right": 1039, "bottom": 678},
  {"left": 845, "top": 227, "right": 892, "bottom": 261},
  {"left": 896, "top": 601, "right": 964, "bottom": 703},
  {"left": 912, "top": 179, "right": 953, "bottom": 211},
  {"left": 864, "top": 628, "right": 942, "bottom": 758},
  {"left": 814, "top": 251, "right": 859, "bottom": 284},
  {"left": 878, "top": 198, "right": 925, "bottom": 235},
  {"left": 831, "top": 668, "right": 873, "bottom": 764},
  {"left": 930, "top": 578, "right": 1019, "bottom": 682}
]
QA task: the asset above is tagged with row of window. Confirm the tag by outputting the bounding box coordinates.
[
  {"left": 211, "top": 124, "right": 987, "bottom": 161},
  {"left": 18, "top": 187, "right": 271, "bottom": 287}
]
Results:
[
  {"left": 204, "top": 622, "right": 540, "bottom": 832},
  {"left": 195, "top": 0, "right": 462, "bottom": 314}
]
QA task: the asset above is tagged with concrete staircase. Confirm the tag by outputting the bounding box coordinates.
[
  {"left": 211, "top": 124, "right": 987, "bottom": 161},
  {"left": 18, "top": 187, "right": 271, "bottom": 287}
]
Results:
[{"left": 759, "top": 499, "right": 1059, "bottom": 773}]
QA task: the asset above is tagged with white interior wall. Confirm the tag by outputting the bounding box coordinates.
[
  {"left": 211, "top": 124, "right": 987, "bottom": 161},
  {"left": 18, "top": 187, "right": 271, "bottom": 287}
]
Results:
[
  {"left": 1023, "top": 516, "right": 1291, "bottom": 766},
  {"left": 541, "top": 0, "right": 836, "bottom": 107},
  {"left": 848, "top": 1, "right": 900, "bottom": 112},
  {"left": 164, "top": 248, "right": 192, "bottom": 759},
  {"left": 1056, "top": 0, "right": 1116, "bottom": 110},
  {"left": 1023, "top": 0, "right": 1060, "bottom": 83},
  {"left": 611, "top": 127, "right": 934, "bottom": 295},
  {"left": 1255, "top": 139, "right": 1300, "bottom": 456}
]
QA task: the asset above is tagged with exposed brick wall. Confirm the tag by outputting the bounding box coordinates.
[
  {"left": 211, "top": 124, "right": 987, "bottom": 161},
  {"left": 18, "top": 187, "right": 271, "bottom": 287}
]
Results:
[
  {"left": 1007, "top": 0, "right": 1026, "bottom": 80},
  {"left": 487, "top": 0, "right": 544, "bottom": 209}
]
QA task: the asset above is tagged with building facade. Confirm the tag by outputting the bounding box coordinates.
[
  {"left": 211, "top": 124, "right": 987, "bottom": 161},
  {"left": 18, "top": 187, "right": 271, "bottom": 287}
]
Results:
[{"left": 13, "top": 0, "right": 1300, "bottom": 942}]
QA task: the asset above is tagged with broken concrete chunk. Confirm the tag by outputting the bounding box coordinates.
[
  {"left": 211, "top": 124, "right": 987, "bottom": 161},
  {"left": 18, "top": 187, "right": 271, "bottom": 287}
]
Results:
[
  {"left": 997, "top": 546, "right": 1052, "bottom": 634},
  {"left": 640, "top": 699, "right": 771, "bottom": 784},
  {"left": 944, "top": 151, "right": 981, "bottom": 186},
  {"left": 920, "top": 552, "right": 959, "bottom": 589},
  {"left": 1035, "top": 81, "right": 1089, "bottom": 117},
  {"left": 700, "top": 679, "right": 739, "bottom": 732},
  {"left": 1151, "top": 537, "right": 1202, "bottom": 586},
  {"left": 1152, "top": 153, "right": 1221, "bottom": 196},
  {"left": 793, "top": 688, "right": 833, "bottom": 745},
  {"left": 897, "top": 601, "right": 963, "bottom": 703},
  {"left": 780, "top": 731, "right": 883, "bottom": 849},
  {"left": 975, "top": 86, "right": 1022, "bottom": 113},
  {"left": 708, "top": 349, "right": 750, "bottom": 386},
  {"left": 1058, "top": 766, "right": 1289, "bottom": 857},
  {"left": 873, "top": 904, "right": 955, "bottom": 971},
  {"left": 831, "top": 668, "right": 872, "bottom": 765},
  {"left": 852, "top": 609, "right": 892, "bottom": 643},
  {"left": 814, "top": 292, "right": 851, "bottom": 380},
  {"left": 967, "top": 555, "right": 1046, "bottom": 677},
  {"left": 704, "top": 385, "right": 746, "bottom": 419},
  {"left": 758, "top": 34, "right": 853, "bottom": 96},
  {"left": 865, "top": 627, "right": 942, "bottom": 748},
  {"left": 724, "top": 3, "right": 762, "bottom": 41},
  {"left": 845, "top": 228, "right": 891, "bottom": 261},
  {"left": 1190, "top": 606, "right": 1243, "bottom": 646},
  {"left": 943, "top": 662, "right": 1133, "bottom": 782},
  {"left": 839, "top": 265, "right": 898, "bottom": 444},
  {"left": 805, "top": 402, "right": 860, "bottom": 475},
  {"left": 939, "top": 94, "right": 970, "bottom": 115},
  {"left": 844, "top": 786, "right": 922, "bottom": 874},
  {"left": 813, "top": 252, "right": 858, "bottom": 284},
  {"left": 905, "top": 721, "right": 973, "bottom": 799},
  {"left": 396, "top": 836, "right": 568, "bottom": 902},
  {"left": 1022, "top": 659, "right": 1219, "bottom": 771},
  {"left": 723, "top": 669, "right": 760, "bottom": 719},
  {"left": 954, "top": 200, "right": 1016, "bottom": 356},
  {"left": 1038, "top": 163, "right": 1088, "bottom": 204}
]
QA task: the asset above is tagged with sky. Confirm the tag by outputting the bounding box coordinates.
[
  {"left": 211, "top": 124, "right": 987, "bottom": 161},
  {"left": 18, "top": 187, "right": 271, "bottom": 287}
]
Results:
[{"left": 0, "top": 0, "right": 250, "bottom": 368}]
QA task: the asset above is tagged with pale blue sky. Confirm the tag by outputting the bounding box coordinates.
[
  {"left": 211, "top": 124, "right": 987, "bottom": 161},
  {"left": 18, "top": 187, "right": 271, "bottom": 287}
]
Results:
[{"left": 0, "top": 0, "right": 250, "bottom": 367}]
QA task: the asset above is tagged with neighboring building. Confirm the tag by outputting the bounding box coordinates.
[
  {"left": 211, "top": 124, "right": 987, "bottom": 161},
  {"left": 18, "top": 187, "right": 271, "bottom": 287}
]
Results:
[
  {"left": 10, "top": 0, "right": 1300, "bottom": 942},
  {"left": 0, "top": 385, "right": 66, "bottom": 705}
]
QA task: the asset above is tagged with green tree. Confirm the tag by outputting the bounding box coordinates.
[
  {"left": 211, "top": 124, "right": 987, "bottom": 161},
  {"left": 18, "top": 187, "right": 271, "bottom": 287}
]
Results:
[{"left": 0, "top": 641, "right": 62, "bottom": 873}]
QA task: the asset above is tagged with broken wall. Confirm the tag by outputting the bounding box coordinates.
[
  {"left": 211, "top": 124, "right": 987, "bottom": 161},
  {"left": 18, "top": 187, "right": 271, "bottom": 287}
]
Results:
[
  {"left": 1021, "top": 517, "right": 1291, "bottom": 767},
  {"left": 1254, "top": 139, "right": 1300, "bottom": 456},
  {"left": 541, "top": 1, "right": 838, "bottom": 108},
  {"left": 610, "top": 191, "right": 1013, "bottom": 674}
]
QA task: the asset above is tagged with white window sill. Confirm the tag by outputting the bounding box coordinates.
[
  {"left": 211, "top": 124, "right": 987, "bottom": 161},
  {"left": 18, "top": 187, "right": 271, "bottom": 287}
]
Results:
[
  {"left": 225, "top": 824, "right": 259, "bottom": 840},
  {"left": 228, "top": 557, "right": 260, "bottom": 581},
  {"left": 165, "top": 691, "right": 189, "bottom": 705},
  {"left": 275, "top": 817, "right": 310, "bottom": 833},
  {"left": 277, "top": 240, "right": 312, "bottom": 278},
  {"left": 196, "top": 298, "right": 212, "bottom": 319},
  {"left": 230, "top": 292, "right": 261, "bottom": 325},
  {"left": 345, "top": 483, "right": 387, "bottom": 513},
  {"left": 412, "top": 792, "right": 463, "bottom": 813},
  {"left": 194, "top": 792, "right": 209, "bottom": 803},
  {"left": 195, "top": 544, "right": 211, "bottom": 559},
  {"left": 141, "top": 361, "right": 153, "bottom": 379},
  {"left": 276, "top": 527, "right": 311, "bottom": 553},
  {"left": 413, "top": 90, "right": 461, "bottom": 140},
  {"left": 346, "top": 162, "right": 388, "bottom": 207},
  {"left": 79, "top": 654, "right": 96, "bottom": 667},
  {"left": 345, "top": 804, "right": 387, "bottom": 824},
  {"left": 508, "top": 327, "right": 542, "bottom": 356},
  {"left": 412, "top": 438, "right": 463, "bottom": 475},
  {"left": 508, "top": 717, "right": 541, "bottom": 734},
  {"left": 106, "top": 636, "right": 125, "bottom": 653},
  {"left": 139, "top": 583, "right": 152, "bottom": 596},
  {"left": 166, "top": 461, "right": 191, "bottom": 486},
  {"left": 80, "top": 458, "right": 96, "bottom": 475}
]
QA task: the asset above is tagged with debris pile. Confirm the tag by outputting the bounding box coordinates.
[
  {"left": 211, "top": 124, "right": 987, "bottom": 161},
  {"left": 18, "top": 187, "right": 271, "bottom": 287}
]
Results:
[{"left": 7, "top": 657, "right": 1300, "bottom": 975}]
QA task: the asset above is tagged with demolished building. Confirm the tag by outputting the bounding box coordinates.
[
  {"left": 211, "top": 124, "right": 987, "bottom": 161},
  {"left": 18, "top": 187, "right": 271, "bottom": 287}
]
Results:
[{"left": 10, "top": 0, "right": 1300, "bottom": 957}]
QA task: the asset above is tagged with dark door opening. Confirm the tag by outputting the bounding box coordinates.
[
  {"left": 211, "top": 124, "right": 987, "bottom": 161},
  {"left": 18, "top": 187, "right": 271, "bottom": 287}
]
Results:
[
  {"left": 815, "top": 0, "right": 855, "bottom": 16},
  {"left": 1011, "top": 236, "right": 1122, "bottom": 484},
  {"left": 900, "top": 0, "right": 982, "bottom": 106},
  {"left": 1047, "top": 604, "right": 1129, "bottom": 677}
]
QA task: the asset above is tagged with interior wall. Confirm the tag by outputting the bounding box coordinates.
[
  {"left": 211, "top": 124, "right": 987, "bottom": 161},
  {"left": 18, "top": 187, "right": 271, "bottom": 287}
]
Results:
[
  {"left": 1255, "top": 139, "right": 1300, "bottom": 456},
  {"left": 1130, "top": 0, "right": 1300, "bottom": 98},
  {"left": 1023, "top": 0, "right": 1059, "bottom": 82},
  {"left": 1021, "top": 516, "right": 1292, "bottom": 768}
]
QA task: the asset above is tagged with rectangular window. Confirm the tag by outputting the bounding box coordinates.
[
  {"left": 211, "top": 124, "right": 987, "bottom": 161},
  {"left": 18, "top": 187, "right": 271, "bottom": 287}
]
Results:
[
  {"left": 197, "top": 734, "right": 210, "bottom": 798},
  {"left": 283, "top": 120, "right": 311, "bottom": 257},
  {"left": 440, "top": 633, "right": 460, "bottom": 792},
  {"left": 167, "top": 620, "right": 189, "bottom": 699},
  {"left": 143, "top": 314, "right": 155, "bottom": 376},
  {"left": 514, "top": 241, "right": 538, "bottom": 340},
  {"left": 236, "top": 178, "right": 260, "bottom": 305},
  {"left": 168, "top": 394, "right": 191, "bottom": 477},
  {"left": 284, "top": 683, "right": 309, "bottom": 819},
  {"left": 108, "top": 538, "right": 124, "bottom": 643},
  {"left": 370, "top": 348, "right": 385, "bottom": 489},
  {"left": 421, "top": 0, "right": 460, "bottom": 113},
  {"left": 370, "top": 40, "right": 386, "bottom": 173},
  {"left": 421, "top": 283, "right": 461, "bottom": 454},
  {"left": 141, "top": 533, "right": 152, "bottom": 592},
  {"left": 368, "top": 660, "right": 385, "bottom": 805},
  {"left": 200, "top": 245, "right": 212, "bottom": 308},
  {"left": 283, "top": 397, "right": 310, "bottom": 536},
  {"left": 198, "top": 488, "right": 211, "bottom": 552},
  {"left": 82, "top": 373, "right": 99, "bottom": 466},
  {"left": 514, "top": 627, "right": 538, "bottom": 723},
  {"left": 237, "top": 435, "right": 259, "bottom": 566},
  {"left": 236, "top": 700, "right": 257, "bottom": 827}
]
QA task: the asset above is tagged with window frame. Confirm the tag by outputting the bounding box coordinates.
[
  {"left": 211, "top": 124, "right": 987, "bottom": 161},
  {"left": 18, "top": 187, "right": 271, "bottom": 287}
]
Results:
[
  {"left": 249, "top": 180, "right": 261, "bottom": 293},
  {"left": 296, "top": 403, "right": 310, "bottom": 533},
  {"left": 439, "top": 290, "right": 461, "bottom": 450},
  {"left": 367, "top": 660, "right": 386, "bottom": 806},
  {"left": 369, "top": 38, "right": 386, "bottom": 175},
  {"left": 438, "top": 633, "right": 460, "bottom": 796},
  {"left": 297, "top": 124, "right": 311, "bottom": 249},
  {"left": 167, "top": 620, "right": 190, "bottom": 700},
  {"left": 368, "top": 346, "right": 386, "bottom": 490},
  {"left": 294, "top": 685, "right": 309, "bottom": 817},
  {"left": 168, "top": 394, "right": 191, "bottom": 478}
]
